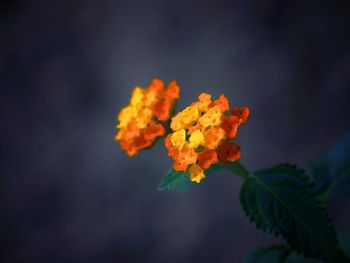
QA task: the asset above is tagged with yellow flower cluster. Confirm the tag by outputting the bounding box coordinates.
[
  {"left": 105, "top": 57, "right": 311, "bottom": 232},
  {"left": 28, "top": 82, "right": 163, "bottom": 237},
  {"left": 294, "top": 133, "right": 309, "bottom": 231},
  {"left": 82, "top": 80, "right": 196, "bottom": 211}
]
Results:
[
  {"left": 115, "top": 79, "right": 179, "bottom": 156},
  {"left": 165, "top": 93, "right": 249, "bottom": 183}
]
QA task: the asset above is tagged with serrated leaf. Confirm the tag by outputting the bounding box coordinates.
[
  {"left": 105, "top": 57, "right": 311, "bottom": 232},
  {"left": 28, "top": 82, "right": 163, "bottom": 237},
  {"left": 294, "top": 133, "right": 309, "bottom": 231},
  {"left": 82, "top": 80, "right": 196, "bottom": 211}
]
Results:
[
  {"left": 339, "top": 230, "right": 350, "bottom": 258},
  {"left": 240, "top": 164, "right": 339, "bottom": 261},
  {"left": 245, "top": 245, "right": 291, "bottom": 263},
  {"left": 309, "top": 132, "right": 350, "bottom": 200},
  {"left": 245, "top": 245, "right": 323, "bottom": 263},
  {"left": 246, "top": 231, "right": 350, "bottom": 263}
]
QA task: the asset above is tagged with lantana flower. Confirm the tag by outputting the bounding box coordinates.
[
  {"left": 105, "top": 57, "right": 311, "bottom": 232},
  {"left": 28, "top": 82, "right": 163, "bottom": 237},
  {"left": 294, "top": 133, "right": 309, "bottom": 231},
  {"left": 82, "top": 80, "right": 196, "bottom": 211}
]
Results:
[
  {"left": 165, "top": 93, "right": 249, "bottom": 183},
  {"left": 115, "top": 79, "right": 179, "bottom": 156}
]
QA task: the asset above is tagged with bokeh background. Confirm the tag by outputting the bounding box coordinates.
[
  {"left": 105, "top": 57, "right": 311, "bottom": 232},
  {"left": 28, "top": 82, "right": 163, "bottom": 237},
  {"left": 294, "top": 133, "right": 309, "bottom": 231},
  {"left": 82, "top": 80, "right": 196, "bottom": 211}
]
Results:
[{"left": 1, "top": 0, "right": 350, "bottom": 262}]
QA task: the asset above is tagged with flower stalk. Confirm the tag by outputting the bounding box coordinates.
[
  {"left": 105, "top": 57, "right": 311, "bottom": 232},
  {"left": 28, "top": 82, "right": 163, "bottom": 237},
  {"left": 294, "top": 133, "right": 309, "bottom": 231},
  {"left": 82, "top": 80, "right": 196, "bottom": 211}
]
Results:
[{"left": 224, "top": 161, "right": 250, "bottom": 180}]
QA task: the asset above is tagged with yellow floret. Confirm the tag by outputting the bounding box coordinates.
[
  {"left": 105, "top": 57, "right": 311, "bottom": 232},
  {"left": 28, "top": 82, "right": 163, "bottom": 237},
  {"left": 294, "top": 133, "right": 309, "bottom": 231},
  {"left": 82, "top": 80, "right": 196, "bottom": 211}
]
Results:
[
  {"left": 171, "top": 129, "right": 186, "bottom": 150},
  {"left": 130, "top": 87, "right": 144, "bottom": 106},
  {"left": 170, "top": 113, "right": 184, "bottom": 131},
  {"left": 188, "top": 164, "right": 206, "bottom": 183},
  {"left": 198, "top": 106, "right": 222, "bottom": 127},
  {"left": 189, "top": 130, "right": 205, "bottom": 149},
  {"left": 181, "top": 106, "right": 199, "bottom": 125},
  {"left": 135, "top": 108, "right": 152, "bottom": 129},
  {"left": 117, "top": 106, "right": 135, "bottom": 128}
]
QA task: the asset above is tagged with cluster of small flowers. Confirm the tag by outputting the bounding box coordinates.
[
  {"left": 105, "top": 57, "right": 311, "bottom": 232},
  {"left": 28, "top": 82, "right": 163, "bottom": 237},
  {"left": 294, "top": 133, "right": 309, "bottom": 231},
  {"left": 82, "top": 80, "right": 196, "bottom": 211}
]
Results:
[
  {"left": 165, "top": 93, "right": 249, "bottom": 183},
  {"left": 115, "top": 79, "right": 179, "bottom": 156}
]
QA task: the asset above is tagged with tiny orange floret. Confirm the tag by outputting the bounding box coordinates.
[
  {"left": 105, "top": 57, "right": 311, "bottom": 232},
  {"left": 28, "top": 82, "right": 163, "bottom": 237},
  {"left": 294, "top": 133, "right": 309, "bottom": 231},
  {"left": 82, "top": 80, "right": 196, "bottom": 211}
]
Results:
[
  {"left": 143, "top": 122, "right": 166, "bottom": 141},
  {"left": 173, "top": 143, "right": 198, "bottom": 171},
  {"left": 217, "top": 141, "right": 241, "bottom": 164},
  {"left": 148, "top": 78, "right": 164, "bottom": 92},
  {"left": 198, "top": 149, "right": 218, "bottom": 169},
  {"left": 166, "top": 81, "right": 180, "bottom": 99},
  {"left": 221, "top": 115, "right": 240, "bottom": 139},
  {"left": 153, "top": 101, "right": 171, "bottom": 121},
  {"left": 203, "top": 127, "right": 226, "bottom": 150},
  {"left": 211, "top": 94, "right": 229, "bottom": 112},
  {"left": 231, "top": 107, "right": 250, "bottom": 124}
]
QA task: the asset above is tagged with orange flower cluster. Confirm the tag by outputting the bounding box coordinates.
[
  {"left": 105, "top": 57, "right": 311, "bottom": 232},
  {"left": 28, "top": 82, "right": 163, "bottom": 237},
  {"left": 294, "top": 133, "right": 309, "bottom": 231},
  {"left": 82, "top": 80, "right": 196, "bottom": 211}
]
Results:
[
  {"left": 165, "top": 93, "right": 249, "bottom": 183},
  {"left": 115, "top": 79, "right": 180, "bottom": 156}
]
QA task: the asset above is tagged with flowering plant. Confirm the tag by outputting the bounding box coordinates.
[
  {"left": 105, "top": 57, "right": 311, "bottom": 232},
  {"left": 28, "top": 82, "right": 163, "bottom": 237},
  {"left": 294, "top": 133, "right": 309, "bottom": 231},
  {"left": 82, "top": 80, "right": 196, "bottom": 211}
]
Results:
[
  {"left": 115, "top": 79, "right": 350, "bottom": 263},
  {"left": 165, "top": 93, "right": 249, "bottom": 183}
]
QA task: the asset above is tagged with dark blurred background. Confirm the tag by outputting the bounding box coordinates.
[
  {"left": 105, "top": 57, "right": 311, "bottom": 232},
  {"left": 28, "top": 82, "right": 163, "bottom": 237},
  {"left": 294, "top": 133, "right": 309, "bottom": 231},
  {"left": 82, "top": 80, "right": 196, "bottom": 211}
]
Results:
[{"left": 1, "top": 0, "right": 350, "bottom": 262}]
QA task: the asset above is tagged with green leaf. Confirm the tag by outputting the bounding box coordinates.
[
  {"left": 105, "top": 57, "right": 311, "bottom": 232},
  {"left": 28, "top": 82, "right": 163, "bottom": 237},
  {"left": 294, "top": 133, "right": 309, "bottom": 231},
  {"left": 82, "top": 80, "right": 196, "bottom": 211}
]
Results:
[
  {"left": 245, "top": 245, "right": 291, "bottom": 263},
  {"left": 309, "top": 132, "right": 350, "bottom": 200},
  {"left": 245, "top": 245, "right": 323, "bottom": 263},
  {"left": 246, "top": 231, "right": 350, "bottom": 263},
  {"left": 158, "top": 169, "right": 196, "bottom": 192},
  {"left": 246, "top": 246, "right": 350, "bottom": 263},
  {"left": 339, "top": 230, "right": 350, "bottom": 259},
  {"left": 240, "top": 164, "right": 340, "bottom": 261}
]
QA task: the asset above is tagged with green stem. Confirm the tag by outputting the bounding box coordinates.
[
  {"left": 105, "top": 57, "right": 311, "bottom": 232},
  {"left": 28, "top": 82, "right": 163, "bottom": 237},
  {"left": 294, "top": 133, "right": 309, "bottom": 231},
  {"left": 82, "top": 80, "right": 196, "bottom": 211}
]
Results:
[
  {"left": 319, "top": 165, "right": 350, "bottom": 203},
  {"left": 223, "top": 161, "right": 250, "bottom": 180}
]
